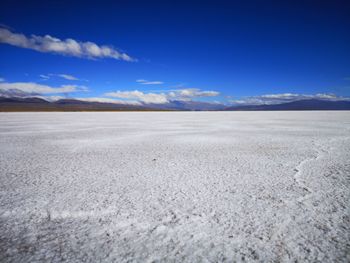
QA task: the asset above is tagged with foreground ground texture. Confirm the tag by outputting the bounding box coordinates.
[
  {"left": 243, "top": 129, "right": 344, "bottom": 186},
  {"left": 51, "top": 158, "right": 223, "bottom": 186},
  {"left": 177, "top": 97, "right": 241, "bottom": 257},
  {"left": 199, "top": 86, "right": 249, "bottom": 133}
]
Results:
[{"left": 0, "top": 112, "right": 349, "bottom": 262}]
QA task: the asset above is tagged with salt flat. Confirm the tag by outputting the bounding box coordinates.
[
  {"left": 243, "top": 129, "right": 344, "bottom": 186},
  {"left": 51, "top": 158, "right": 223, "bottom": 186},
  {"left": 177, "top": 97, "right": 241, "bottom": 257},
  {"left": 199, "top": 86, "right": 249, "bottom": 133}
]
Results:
[{"left": 0, "top": 112, "right": 349, "bottom": 262}]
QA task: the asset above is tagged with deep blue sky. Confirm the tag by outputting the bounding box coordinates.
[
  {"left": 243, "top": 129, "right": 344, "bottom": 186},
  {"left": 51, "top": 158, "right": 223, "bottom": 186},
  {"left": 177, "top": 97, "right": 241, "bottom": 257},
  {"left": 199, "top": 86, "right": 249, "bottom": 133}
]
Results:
[{"left": 0, "top": 0, "right": 350, "bottom": 104}]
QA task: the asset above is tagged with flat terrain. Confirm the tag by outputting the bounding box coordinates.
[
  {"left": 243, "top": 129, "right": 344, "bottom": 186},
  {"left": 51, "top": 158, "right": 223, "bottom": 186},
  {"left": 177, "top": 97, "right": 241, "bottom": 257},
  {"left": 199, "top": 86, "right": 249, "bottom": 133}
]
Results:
[{"left": 0, "top": 112, "right": 349, "bottom": 262}]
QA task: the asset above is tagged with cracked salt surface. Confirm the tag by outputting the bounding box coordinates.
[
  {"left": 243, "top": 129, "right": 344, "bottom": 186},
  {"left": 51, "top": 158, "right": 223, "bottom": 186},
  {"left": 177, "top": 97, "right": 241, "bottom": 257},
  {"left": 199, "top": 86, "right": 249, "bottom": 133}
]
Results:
[{"left": 0, "top": 111, "right": 349, "bottom": 262}]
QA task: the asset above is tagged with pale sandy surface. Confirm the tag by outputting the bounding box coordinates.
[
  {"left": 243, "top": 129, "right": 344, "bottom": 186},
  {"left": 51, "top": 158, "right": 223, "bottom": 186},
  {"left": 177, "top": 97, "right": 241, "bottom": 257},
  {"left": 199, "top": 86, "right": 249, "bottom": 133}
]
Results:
[{"left": 0, "top": 112, "right": 349, "bottom": 262}]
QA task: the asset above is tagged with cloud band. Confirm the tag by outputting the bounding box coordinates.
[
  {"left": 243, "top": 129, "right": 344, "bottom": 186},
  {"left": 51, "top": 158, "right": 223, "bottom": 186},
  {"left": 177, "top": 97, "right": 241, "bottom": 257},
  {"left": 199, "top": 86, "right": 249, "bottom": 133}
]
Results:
[{"left": 0, "top": 28, "right": 135, "bottom": 61}]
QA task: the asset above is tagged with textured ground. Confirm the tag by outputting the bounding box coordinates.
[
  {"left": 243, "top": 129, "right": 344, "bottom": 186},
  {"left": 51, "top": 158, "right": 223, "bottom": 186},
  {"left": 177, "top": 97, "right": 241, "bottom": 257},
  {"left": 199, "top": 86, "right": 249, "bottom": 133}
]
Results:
[{"left": 0, "top": 112, "right": 349, "bottom": 262}]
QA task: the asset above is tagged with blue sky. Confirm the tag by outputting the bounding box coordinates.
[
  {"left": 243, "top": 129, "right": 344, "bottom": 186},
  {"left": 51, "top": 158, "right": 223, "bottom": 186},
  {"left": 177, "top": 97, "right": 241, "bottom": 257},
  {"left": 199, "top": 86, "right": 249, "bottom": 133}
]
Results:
[{"left": 0, "top": 0, "right": 349, "bottom": 105}]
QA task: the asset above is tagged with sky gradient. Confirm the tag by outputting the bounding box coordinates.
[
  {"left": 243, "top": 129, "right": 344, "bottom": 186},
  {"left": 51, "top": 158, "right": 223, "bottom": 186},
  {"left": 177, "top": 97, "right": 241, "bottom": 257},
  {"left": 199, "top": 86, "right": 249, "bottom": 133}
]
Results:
[{"left": 0, "top": 0, "right": 350, "bottom": 105}]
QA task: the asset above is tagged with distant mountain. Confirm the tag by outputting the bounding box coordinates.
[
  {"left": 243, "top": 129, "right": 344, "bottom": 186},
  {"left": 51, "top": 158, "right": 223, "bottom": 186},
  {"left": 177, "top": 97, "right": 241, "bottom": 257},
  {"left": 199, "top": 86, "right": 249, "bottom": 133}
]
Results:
[
  {"left": 224, "top": 99, "right": 350, "bottom": 111},
  {"left": 1, "top": 97, "right": 350, "bottom": 111},
  {"left": 0, "top": 97, "right": 49, "bottom": 104},
  {"left": 0, "top": 97, "right": 226, "bottom": 111},
  {"left": 54, "top": 99, "right": 92, "bottom": 105},
  {"left": 0, "top": 97, "right": 156, "bottom": 111}
]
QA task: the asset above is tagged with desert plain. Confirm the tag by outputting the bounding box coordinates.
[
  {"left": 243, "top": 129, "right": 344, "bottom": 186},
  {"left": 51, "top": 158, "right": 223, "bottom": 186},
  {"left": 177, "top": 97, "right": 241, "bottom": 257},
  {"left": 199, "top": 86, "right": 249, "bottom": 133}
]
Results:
[{"left": 0, "top": 112, "right": 349, "bottom": 262}]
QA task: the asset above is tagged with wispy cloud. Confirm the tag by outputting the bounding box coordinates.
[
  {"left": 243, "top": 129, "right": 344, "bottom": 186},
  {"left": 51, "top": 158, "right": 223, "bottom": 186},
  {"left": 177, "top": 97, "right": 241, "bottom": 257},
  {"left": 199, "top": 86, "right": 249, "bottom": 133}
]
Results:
[
  {"left": 104, "top": 88, "right": 220, "bottom": 104},
  {"left": 0, "top": 27, "right": 135, "bottom": 61},
  {"left": 230, "top": 93, "right": 350, "bottom": 105},
  {"left": 39, "top": 73, "right": 87, "bottom": 81},
  {"left": 136, "top": 79, "right": 164, "bottom": 85},
  {"left": 0, "top": 81, "right": 88, "bottom": 97},
  {"left": 0, "top": 77, "right": 5, "bottom": 82},
  {"left": 56, "top": 74, "right": 79, "bottom": 80},
  {"left": 39, "top": 74, "right": 50, "bottom": 80}
]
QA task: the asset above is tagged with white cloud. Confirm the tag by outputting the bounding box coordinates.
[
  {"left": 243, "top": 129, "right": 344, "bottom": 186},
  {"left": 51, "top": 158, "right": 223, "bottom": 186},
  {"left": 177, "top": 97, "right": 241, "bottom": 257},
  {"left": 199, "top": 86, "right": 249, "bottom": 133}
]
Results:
[
  {"left": 105, "top": 90, "right": 168, "bottom": 104},
  {"left": 0, "top": 27, "right": 135, "bottom": 61},
  {"left": 77, "top": 97, "right": 141, "bottom": 105},
  {"left": 104, "top": 88, "right": 220, "bottom": 104},
  {"left": 55, "top": 74, "right": 78, "bottom": 80},
  {"left": 0, "top": 77, "right": 5, "bottom": 82},
  {"left": 39, "top": 74, "right": 50, "bottom": 80},
  {"left": 230, "top": 93, "right": 350, "bottom": 105},
  {"left": 136, "top": 79, "right": 164, "bottom": 85},
  {"left": 169, "top": 88, "right": 219, "bottom": 100},
  {"left": 0, "top": 82, "right": 88, "bottom": 97},
  {"left": 40, "top": 73, "right": 88, "bottom": 81}
]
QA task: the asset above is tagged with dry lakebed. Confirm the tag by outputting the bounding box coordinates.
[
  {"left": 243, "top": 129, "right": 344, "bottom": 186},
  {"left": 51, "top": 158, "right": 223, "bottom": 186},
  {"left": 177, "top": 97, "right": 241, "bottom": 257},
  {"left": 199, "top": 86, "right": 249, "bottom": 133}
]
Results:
[{"left": 0, "top": 111, "right": 349, "bottom": 262}]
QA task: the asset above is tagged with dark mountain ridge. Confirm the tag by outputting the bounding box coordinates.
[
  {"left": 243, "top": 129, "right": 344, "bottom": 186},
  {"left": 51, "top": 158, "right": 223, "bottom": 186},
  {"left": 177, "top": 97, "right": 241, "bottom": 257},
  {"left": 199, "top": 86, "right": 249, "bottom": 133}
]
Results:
[
  {"left": 0, "top": 97, "right": 154, "bottom": 111},
  {"left": 224, "top": 99, "right": 350, "bottom": 111},
  {"left": 0, "top": 97, "right": 224, "bottom": 111},
  {"left": 1, "top": 97, "right": 350, "bottom": 111}
]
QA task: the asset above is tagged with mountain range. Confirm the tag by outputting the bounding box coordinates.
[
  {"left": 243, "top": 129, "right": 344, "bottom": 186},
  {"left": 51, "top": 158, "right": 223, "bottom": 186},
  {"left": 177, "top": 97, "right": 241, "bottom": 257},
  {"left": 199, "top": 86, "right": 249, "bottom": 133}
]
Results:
[
  {"left": 1, "top": 97, "right": 350, "bottom": 111},
  {"left": 224, "top": 99, "right": 350, "bottom": 111}
]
